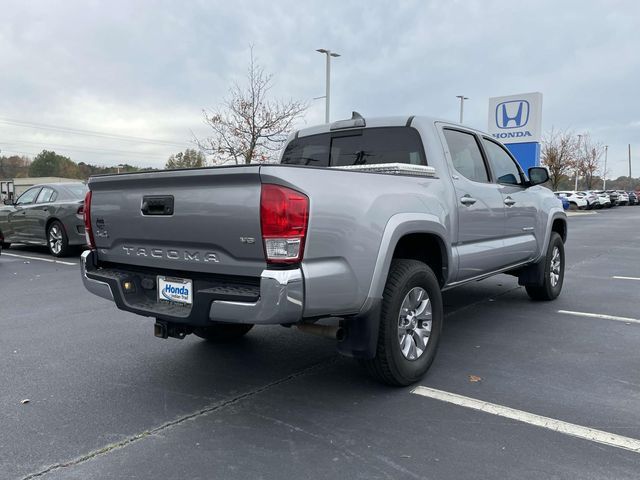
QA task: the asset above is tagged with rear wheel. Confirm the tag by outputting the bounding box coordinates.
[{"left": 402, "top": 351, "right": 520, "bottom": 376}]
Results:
[
  {"left": 525, "top": 233, "right": 564, "bottom": 301},
  {"left": 47, "top": 220, "right": 70, "bottom": 257},
  {"left": 362, "top": 259, "right": 443, "bottom": 386},
  {"left": 193, "top": 323, "right": 254, "bottom": 342}
]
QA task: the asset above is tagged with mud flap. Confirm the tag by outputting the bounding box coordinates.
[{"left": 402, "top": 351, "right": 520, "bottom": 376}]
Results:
[
  {"left": 337, "top": 300, "right": 382, "bottom": 360},
  {"left": 517, "top": 259, "right": 545, "bottom": 287}
]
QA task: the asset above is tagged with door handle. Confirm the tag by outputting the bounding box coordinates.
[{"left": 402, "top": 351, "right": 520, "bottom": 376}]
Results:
[
  {"left": 504, "top": 197, "right": 516, "bottom": 207},
  {"left": 460, "top": 195, "right": 477, "bottom": 206}
]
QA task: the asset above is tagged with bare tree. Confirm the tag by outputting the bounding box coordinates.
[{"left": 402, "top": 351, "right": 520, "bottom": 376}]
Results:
[
  {"left": 198, "top": 48, "right": 307, "bottom": 165},
  {"left": 541, "top": 129, "right": 578, "bottom": 190},
  {"left": 575, "top": 134, "right": 603, "bottom": 190}
]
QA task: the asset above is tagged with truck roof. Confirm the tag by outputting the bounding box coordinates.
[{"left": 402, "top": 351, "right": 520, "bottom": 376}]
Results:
[{"left": 293, "top": 114, "right": 479, "bottom": 139}]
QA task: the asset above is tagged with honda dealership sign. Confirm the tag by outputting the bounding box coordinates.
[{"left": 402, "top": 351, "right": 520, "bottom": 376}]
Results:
[{"left": 488, "top": 92, "right": 543, "bottom": 170}]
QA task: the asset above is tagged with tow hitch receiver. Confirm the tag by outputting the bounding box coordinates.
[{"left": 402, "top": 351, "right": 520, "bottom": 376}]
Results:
[{"left": 154, "top": 321, "right": 192, "bottom": 339}]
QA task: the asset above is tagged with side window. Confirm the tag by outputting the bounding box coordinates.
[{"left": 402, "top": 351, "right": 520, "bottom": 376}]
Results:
[
  {"left": 16, "top": 187, "right": 41, "bottom": 205},
  {"left": 36, "top": 187, "right": 55, "bottom": 204},
  {"left": 482, "top": 138, "right": 524, "bottom": 186},
  {"left": 442, "top": 129, "right": 489, "bottom": 183}
]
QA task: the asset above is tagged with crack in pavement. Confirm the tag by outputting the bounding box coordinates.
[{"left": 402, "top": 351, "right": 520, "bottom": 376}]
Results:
[{"left": 20, "top": 356, "right": 338, "bottom": 480}]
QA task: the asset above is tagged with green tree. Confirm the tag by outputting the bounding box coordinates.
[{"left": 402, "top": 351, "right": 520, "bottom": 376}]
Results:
[
  {"left": 165, "top": 149, "right": 207, "bottom": 169},
  {"left": 29, "top": 150, "right": 80, "bottom": 178}
]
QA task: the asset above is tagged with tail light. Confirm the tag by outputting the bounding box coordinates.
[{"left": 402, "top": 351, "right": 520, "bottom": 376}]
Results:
[
  {"left": 83, "top": 191, "right": 95, "bottom": 249},
  {"left": 260, "top": 184, "right": 309, "bottom": 264}
]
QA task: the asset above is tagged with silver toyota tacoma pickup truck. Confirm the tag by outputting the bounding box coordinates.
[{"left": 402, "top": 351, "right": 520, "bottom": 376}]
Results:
[{"left": 81, "top": 113, "right": 567, "bottom": 386}]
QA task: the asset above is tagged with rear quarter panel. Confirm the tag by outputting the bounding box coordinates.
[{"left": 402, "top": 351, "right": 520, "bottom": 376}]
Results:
[{"left": 260, "top": 164, "right": 453, "bottom": 317}]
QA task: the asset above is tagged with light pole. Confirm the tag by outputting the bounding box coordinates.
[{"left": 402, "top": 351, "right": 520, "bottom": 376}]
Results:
[
  {"left": 603, "top": 145, "right": 608, "bottom": 189},
  {"left": 316, "top": 49, "right": 340, "bottom": 123},
  {"left": 575, "top": 134, "right": 582, "bottom": 191},
  {"left": 456, "top": 95, "right": 469, "bottom": 124}
]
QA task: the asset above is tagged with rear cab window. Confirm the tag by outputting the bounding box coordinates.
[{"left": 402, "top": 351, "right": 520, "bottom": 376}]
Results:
[{"left": 281, "top": 127, "right": 426, "bottom": 167}]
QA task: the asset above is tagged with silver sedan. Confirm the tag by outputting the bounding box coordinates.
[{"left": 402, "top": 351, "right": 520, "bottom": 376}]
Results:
[{"left": 0, "top": 183, "right": 88, "bottom": 257}]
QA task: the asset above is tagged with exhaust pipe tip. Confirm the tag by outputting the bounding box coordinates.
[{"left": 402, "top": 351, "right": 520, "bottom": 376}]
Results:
[{"left": 294, "top": 323, "right": 344, "bottom": 341}]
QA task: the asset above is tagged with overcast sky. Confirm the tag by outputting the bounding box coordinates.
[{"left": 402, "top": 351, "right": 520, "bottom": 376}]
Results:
[{"left": 1, "top": 0, "right": 638, "bottom": 177}]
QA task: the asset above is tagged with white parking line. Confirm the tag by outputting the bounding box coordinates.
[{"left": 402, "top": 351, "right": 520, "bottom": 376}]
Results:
[
  {"left": 558, "top": 310, "right": 640, "bottom": 325},
  {"left": 411, "top": 386, "right": 640, "bottom": 454},
  {"left": 1, "top": 252, "right": 78, "bottom": 266},
  {"left": 613, "top": 276, "right": 640, "bottom": 281},
  {"left": 565, "top": 211, "right": 598, "bottom": 216}
]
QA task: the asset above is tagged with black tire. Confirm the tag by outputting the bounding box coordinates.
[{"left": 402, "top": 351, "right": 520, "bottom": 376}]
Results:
[
  {"left": 193, "top": 323, "right": 254, "bottom": 342},
  {"left": 362, "top": 259, "right": 443, "bottom": 386},
  {"left": 47, "top": 220, "right": 70, "bottom": 257},
  {"left": 569, "top": 202, "right": 577, "bottom": 211},
  {"left": 0, "top": 229, "right": 9, "bottom": 249},
  {"left": 525, "top": 232, "right": 565, "bottom": 301}
]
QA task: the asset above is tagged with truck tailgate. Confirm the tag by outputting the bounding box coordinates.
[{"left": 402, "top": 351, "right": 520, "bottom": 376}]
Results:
[{"left": 88, "top": 166, "right": 266, "bottom": 277}]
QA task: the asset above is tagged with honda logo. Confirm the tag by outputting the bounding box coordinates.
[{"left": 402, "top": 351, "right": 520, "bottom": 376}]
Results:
[{"left": 495, "top": 100, "right": 530, "bottom": 129}]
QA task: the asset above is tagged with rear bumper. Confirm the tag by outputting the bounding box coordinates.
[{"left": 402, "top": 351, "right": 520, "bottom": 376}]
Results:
[
  {"left": 80, "top": 250, "right": 303, "bottom": 325},
  {"left": 81, "top": 250, "right": 114, "bottom": 300},
  {"left": 210, "top": 269, "right": 303, "bottom": 324}
]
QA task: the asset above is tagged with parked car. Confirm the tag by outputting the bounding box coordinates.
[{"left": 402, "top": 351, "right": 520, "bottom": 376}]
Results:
[
  {"left": 575, "top": 191, "right": 599, "bottom": 209},
  {"left": 80, "top": 113, "right": 567, "bottom": 386},
  {"left": 554, "top": 191, "right": 588, "bottom": 210},
  {"left": 627, "top": 191, "right": 638, "bottom": 205},
  {"left": 604, "top": 190, "right": 620, "bottom": 206},
  {"left": 554, "top": 193, "right": 570, "bottom": 210},
  {"left": 615, "top": 190, "right": 629, "bottom": 205},
  {"left": 596, "top": 192, "right": 612, "bottom": 208},
  {"left": 592, "top": 190, "right": 614, "bottom": 207},
  {"left": 616, "top": 190, "right": 629, "bottom": 205},
  {"left": 0, "top": 183, "right": 88, "bottom": 257}
]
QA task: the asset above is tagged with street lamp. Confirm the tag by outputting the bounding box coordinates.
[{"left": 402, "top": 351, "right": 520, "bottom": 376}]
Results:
[
  {"left": 603, "top": 145, "right": 608, "bottom": 189},
  {"left": 456, "top": 95, "right": 469, "bottom": 124},
  {"left": 316, "top": 49, "right": 340, "bottom": 123},
  {"left": 575, "top": 134, "right": 582, "bottom": 191}
]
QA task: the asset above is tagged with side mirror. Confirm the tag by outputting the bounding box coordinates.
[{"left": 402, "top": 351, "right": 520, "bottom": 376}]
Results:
[
  {"left": 528, "top": 167, "right": 549, "bottom": 186},
  {"left": 3, "top": 199, "right": 14, "bottom": 205}
]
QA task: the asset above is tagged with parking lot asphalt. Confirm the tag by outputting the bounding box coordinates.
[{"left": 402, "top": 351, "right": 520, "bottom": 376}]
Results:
[{"left": 1, "top": 207, "right": 639, "bottom": 479}]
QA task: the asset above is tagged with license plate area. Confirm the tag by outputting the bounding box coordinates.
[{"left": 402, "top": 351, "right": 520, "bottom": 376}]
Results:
[{"left": 157, "top": 276, "right": 193, "bottom": 306}]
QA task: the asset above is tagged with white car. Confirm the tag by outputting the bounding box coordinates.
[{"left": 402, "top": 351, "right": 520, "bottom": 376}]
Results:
[
  {"left": 575, "top": 191, "right": 599, "bottom": 209},
  {"left": 616, "top": 191, "right": 629, "bottom": 205},
  {"left": 589, "top": 191, "right": 611, "bottom": 208},
  {"left": 555, "top": 191, "right": 588, "bottom": 210}
]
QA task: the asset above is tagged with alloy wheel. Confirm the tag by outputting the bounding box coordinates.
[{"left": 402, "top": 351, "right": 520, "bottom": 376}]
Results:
[
  {"left": 49, "top": 225, "right": 63, "bottom": 255},
  {"left": 397, "top": 287, "right": 432, "bottom": 360},
  {"left": 550, "top": 246, "right": 561, "bottom": 287}
]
